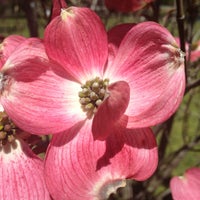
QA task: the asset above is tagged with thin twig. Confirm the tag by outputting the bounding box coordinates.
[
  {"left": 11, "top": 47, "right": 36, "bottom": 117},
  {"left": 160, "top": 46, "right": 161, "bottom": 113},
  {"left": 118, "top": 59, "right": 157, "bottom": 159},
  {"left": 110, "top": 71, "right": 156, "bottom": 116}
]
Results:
[
  {"left": 176, "top": 0, "right": 185, "bottom": 52},
  {"left": 151, "top": 0, "right": 160, "bottom": 22},
  {"left": 176, "top": 0, "right": 187, "bottom": 83},
  {"left": 158, "top": 115, "right": 175, "bottom": 161},
  {"left": 185, "top": 78, "right": 200, "bottom": 93}
]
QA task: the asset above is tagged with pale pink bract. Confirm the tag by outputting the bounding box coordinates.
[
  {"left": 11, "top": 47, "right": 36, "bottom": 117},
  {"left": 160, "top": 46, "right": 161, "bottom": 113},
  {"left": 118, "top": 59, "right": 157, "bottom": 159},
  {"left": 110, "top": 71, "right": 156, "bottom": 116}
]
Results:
[
  {"left": 104, "top": 0, "right": 154, "bottom": 12},
  {"left": 0, "top": 138, "right": 51, "bottom": 200},
  {"left": 170, "top": 167, "right": 200, "bottom": 200},
  {"left": 0, "top": 35, "right": 26, "bottom": 69}
]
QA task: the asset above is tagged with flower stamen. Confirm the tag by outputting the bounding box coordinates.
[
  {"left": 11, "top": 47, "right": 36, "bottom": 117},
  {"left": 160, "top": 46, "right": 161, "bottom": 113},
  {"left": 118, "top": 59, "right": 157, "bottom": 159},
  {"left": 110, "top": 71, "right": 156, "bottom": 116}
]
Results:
[
  {"left": 0, "top": 112, "right": 17, "bottom": 146},
  {"left": 79, "top": 77, "right": 109, "bottom": 119}
]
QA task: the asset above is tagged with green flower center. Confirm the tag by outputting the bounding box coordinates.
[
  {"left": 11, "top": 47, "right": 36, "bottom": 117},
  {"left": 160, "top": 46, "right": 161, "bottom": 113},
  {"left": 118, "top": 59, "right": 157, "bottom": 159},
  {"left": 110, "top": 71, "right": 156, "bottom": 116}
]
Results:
[
  {"left": 78, "top": 77, "right": 109, "bottom": 118},
  {"left": 0, "top": 112, "right": 17, "bottom": 146}
]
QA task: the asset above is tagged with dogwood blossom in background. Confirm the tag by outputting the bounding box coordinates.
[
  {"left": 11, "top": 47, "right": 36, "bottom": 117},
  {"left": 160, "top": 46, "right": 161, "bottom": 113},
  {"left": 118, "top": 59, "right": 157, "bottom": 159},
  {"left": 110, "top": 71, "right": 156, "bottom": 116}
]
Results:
[
  {"left": 0, "top": 36, "right": 51, "bottom": 199},
  {"left": 104, "top": 0, "right": 154, "bottom": 12},
  {"left": 0, "top": 108, "right": 50, "bottom": 199},
  {"left": 0, "top": 35, "right": 72, "bottom": 134},
  {"left": 190, "top": 40, "right": 200, "bottom": 62},
  {"left": 170, "top": 167, "right": 200, "bottom": 200}
]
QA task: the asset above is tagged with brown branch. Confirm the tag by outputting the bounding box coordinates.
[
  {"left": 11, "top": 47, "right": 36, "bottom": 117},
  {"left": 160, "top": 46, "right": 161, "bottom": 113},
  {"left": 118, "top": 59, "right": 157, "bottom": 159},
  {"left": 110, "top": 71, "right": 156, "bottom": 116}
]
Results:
[
  {"left": 151, "top": 0, "right": 160, "bottom": 22},
  {"left": 20, "top": 0, "right": 39, "bottom": 37},
  {"left": 176, "top": 0, "right": 185, "bottom": 52},
  {"left": 185, "top": 78, "right": 200, "bottom": 93},
  {"left": 158, "top": 114, "right": 175, "bottom": 161},
  {"left": 176, "top": 0, "right": 187, "bottom": 85}
]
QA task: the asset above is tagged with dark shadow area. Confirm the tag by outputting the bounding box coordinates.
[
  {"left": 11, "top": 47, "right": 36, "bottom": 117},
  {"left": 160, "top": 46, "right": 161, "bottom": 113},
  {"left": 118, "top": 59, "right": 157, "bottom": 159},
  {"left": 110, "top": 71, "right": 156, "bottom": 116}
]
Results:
[{"left": 51, "top": 119, "right": 86, "bottom": 147}]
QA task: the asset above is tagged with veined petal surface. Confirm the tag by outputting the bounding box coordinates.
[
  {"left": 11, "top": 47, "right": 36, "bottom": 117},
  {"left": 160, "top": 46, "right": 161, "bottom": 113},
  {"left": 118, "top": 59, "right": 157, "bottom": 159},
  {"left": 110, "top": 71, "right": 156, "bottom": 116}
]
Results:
[
  {"left": 0, "top": 139, "right": 51, "bottom": 200},
  {"left": 0, "top": 35, "right": 26, "bottom": 69},
  {"left": 106, "top": 21, "right": 185, "bottom": 128},
  {"left": 0, "top": 38, "right": 85, "bottom": 134},
  {"left": 44, "top": 6, "right": 108, "bottom": 83},
  {"left": 170, "top": 168, "right": 200, "bottom": 200},
  {"left": 45, "top": 120, "right": 158, "bottom": 200},
  {"left": 92, "top": 81, "right": 130, "bottom": 140},
  {"left": 107, "top": 23, "right": 135, "bottom": 68}
]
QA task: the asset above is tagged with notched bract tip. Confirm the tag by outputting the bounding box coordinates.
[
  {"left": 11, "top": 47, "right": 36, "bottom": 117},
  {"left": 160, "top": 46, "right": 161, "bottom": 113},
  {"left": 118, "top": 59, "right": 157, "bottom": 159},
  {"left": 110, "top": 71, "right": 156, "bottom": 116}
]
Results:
[
  {"left": 61, "top": 7, "right": 75, "bottom": 20},
  {"left": 98, "top": 179, "right": 127, "bottom": 200},
  {"left": 174, "top": 48, "right": 185, "bottom": 67}
]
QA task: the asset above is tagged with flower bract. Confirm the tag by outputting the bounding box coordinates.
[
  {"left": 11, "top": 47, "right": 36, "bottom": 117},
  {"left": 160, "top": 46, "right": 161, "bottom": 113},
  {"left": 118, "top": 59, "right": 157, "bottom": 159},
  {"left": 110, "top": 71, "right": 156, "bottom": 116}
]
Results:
[{"left": 170, "top": 167, "right": 200, "bottom": 200}]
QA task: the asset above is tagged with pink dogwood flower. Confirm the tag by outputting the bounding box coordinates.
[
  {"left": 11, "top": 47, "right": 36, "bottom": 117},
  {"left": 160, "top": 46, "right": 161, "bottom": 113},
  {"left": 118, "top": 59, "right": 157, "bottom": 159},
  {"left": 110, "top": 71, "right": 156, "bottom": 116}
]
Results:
[
  {"left": 43, "top": 2, "right": 182, "bottom": 198},
  {"left": 190, "top": 40, "right": 200, "bottom": 62},
  {"left": 104, "top": 0, "right": 154, "bottom": 12},
  {"left": 170, "top": 167, "right": 200, "bottom": 200},
  {"left": 0, "top": 23, "right": 158, "bottom": 200},
  {"left": 43, "top": 3, "right": 185, "bottom": 140},
  {"left": 0, "top": 3, "right": 185, "bottom": 140},
  {"left": 44, "top": 119, "right": 158, "bottom": 199}
]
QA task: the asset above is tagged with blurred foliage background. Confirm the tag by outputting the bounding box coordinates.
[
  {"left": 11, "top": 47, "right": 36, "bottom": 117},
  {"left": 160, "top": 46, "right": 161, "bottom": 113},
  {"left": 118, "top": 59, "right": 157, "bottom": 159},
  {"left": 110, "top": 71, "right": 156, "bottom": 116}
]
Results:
[{"left": 0, "top": 0, "right": 200, "bottom": 199}]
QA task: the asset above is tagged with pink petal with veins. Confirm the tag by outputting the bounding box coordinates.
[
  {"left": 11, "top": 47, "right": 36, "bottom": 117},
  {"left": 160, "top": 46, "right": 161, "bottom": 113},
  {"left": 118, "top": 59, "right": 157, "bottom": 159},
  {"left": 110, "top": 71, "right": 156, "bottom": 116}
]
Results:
[
  {"left": 44, "top": 6, "right": 108, "bottom": 83},
  {"left": 0, "top": 35, "right": 26, "bottom": 69},
  {"left": 0, "top": 139, "right": 51, "bottom": 200},
  {"left": 1, "top": 38, "right": 85, "bottom": 134},
  {"left": 44, "top": 120, "right": 158, "bottom": 200},
  {"left": 170, "top": 168, "right": 200, "bottom": 200},
  {"left": 106, "top": 21, "right": 185, "bottom": 128},
  {"left": 107, "top": 23, "right": 135, "bottom": 68},
  {"left": 92, "top": 81, "right": 130, "bottom": 140}
]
